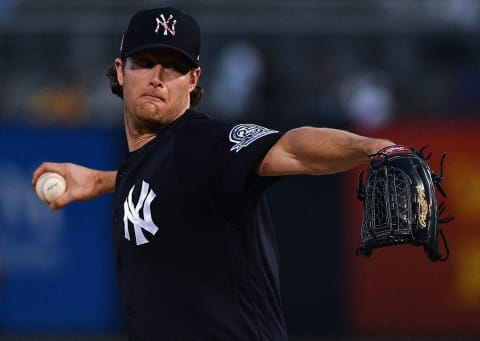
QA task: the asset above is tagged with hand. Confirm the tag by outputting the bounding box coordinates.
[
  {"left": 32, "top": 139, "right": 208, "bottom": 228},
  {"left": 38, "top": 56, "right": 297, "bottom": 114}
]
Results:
[{"left": 32, "top": 162, "right": 116, "bottom": 210}]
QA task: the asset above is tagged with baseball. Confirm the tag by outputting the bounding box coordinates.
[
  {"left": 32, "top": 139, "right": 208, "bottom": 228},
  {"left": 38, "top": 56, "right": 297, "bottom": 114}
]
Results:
[{"left": 35, "top": 172, "right": 67, "bottom": 204}]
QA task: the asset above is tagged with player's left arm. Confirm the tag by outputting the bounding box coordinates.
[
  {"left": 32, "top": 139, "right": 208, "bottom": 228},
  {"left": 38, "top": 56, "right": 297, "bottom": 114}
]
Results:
[{"left": 257, "top": 126, "right": 394, "bottom": 176}]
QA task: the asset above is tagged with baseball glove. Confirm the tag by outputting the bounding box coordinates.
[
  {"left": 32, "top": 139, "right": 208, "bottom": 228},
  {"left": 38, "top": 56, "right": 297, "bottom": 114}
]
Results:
[{"left": 356, "top": 145, "right": 453, "bottom": 262}]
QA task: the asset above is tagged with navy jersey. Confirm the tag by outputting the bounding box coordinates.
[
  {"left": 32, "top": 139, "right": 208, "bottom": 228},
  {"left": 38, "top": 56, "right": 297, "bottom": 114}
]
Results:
[{"left": 113, "top": 110, "right": 287, "bottom": 340}]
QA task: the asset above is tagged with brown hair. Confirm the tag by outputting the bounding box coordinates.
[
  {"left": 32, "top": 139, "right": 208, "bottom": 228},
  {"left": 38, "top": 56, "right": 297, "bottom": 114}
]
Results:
[{"left": 105, "top": 61, "right": 204, "bottom": 107}]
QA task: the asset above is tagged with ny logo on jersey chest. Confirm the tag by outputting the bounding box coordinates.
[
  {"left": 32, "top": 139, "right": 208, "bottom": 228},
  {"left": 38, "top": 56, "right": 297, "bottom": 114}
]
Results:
[{"left": 123, "top": 181, "right": 159, "bottom": 245}]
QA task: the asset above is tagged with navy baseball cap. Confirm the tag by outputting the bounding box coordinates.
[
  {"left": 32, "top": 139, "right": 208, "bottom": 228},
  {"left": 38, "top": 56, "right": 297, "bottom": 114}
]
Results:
[{"left": 120, "top": 7, "right": 201, "bottom": 66}]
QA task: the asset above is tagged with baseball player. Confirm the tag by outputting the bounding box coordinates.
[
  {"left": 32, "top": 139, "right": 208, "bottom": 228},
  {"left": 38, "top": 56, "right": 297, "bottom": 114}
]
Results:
[{"left": 33, "top": 7, "right": 394, "bottom": 340}]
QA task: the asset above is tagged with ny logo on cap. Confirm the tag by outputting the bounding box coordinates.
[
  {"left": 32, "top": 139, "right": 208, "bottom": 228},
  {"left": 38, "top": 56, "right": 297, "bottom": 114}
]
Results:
[{"left": 155, "top": 13, "right": 176, "bottom": 36}]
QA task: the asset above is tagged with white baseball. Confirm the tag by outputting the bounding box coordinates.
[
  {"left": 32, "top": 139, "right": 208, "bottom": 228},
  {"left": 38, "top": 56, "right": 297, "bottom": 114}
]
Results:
[{"left": 35, "top": 172, "right": 67, "bottom": 204}]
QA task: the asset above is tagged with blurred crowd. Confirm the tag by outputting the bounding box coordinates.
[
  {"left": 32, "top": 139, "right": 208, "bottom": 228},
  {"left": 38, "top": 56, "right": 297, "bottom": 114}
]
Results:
[{"left": 0, "top": 1, "right": 479, "bottom": 130}]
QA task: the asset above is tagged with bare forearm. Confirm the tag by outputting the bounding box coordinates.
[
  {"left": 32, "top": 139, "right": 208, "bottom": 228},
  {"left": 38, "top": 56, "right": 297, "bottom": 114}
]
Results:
[
  {"left": 95, "top": 170, "right": 117, "bottom": 195},
  {"left": 258, "top": 127, "right": 394, "bottom": 176}
]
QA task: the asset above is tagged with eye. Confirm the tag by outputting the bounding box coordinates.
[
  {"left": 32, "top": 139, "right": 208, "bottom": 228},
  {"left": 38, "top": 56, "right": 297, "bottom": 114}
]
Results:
[
  {"left": 162, "top": 61, "right": 176, "bottom": 69},
  {"left": 130, "top": 58, "right": 154, "bottom": 69},
  {"left": 164, "top": 61, "right": 191, "bottom": 75},
  {"left": 166, "top": 62, "right": 186, "bottom": 72}
]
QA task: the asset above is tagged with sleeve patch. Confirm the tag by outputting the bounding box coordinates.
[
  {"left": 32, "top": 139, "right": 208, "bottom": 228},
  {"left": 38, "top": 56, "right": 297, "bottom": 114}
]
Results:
[{"left": 229, "top": 124, "right": 279, "bottom": 153}]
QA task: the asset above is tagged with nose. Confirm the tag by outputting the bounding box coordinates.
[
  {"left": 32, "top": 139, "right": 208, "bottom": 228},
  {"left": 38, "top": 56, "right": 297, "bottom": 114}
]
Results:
[{"left": 149, "top": 64, "right": 163, "bottom": 88}]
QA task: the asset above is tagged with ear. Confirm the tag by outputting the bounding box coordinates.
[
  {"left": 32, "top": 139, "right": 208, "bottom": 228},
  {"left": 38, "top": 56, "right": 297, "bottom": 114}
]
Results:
[
  {"left": 115, "top": 58, "right": 125, "bottom": 86},
  {"left": 189, "top": 67, "right": 202, "bottom": 92}
]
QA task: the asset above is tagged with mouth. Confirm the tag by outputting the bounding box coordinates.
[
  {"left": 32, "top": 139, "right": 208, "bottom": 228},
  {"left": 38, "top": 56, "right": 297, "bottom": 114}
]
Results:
[{"left": 141, "top": 94, "right": 165, "bottom": 102}]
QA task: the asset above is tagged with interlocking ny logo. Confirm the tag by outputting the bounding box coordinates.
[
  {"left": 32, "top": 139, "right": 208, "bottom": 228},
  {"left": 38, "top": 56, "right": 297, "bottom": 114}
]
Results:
[
  {"left": 155, "top": 14, "right": 176, "bottom": 36},
  {"left": 123, "top": 181, "right": 159, "bottom": 245}
]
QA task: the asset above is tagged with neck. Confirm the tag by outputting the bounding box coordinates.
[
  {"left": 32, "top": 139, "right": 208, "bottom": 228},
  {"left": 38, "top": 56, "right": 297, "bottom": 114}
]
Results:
[
  {"left": 123, "top": 100, "right": 191, "bottom": 151},
  {"left": 126, "top": 131, "right": 157, "bottom": 152},
  {"left": 124, "top": 115, "right": 163, "bottom": 152},
  {"left": 124, "top": 108, "right": 191, "bottom": 152}
]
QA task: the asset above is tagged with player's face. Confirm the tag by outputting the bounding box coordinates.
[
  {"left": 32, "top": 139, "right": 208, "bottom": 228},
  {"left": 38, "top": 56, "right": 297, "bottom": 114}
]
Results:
[{"left": 115, "top": 49, "right": 201, "bottom": 128}]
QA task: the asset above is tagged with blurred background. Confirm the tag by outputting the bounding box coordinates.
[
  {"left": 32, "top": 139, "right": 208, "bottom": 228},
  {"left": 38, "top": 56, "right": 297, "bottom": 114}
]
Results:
[{"left": 1, "top": 0, "right": 479, "bottom": 340}]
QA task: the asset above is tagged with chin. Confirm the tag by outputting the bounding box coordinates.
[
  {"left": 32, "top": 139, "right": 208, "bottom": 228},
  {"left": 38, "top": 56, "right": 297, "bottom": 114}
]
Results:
[{"left": 131, "top": 112, "right": 165, "bottom": 131}]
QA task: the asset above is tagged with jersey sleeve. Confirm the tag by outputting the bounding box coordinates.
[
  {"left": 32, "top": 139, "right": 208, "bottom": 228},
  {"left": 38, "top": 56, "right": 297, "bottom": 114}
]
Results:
[
  {"left": 174, "top": 115, "right": 284, "bottom": 217},
  {"left": 215, "top": 122, "right": 285, "bottom": 194}
]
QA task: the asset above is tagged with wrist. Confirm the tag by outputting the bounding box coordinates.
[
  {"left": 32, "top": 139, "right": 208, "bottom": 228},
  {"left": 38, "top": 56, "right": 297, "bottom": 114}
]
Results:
[{"left": 369, "top": 140, "right": 396, "bottom": 156}]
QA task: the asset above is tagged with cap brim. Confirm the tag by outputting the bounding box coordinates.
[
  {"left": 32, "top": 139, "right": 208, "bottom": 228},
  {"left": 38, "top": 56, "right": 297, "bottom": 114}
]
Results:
[{"left": 121, "top": 44, "right": 199, "bottom": 67}]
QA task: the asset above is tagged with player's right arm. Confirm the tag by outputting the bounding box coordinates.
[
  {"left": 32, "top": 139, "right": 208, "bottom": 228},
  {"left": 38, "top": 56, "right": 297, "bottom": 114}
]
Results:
[{"left": 32, "top": 162, "right": 117, "bottom": 210}]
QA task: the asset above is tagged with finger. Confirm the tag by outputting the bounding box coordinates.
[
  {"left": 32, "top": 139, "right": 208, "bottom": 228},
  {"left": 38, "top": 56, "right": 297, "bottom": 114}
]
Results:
[
  {"left": 49, "top": 192, "right": 72, "bottom": 210},
  {"left": 32, "top": 162, "right": 65, "bottom": 188},
  {"left": 32, "top": 164, "right": 46, "bottom": 188}
]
